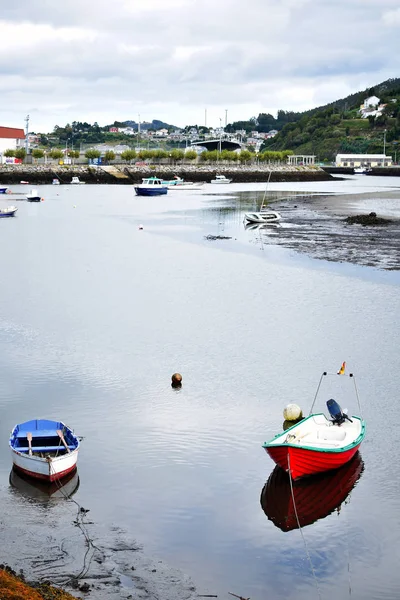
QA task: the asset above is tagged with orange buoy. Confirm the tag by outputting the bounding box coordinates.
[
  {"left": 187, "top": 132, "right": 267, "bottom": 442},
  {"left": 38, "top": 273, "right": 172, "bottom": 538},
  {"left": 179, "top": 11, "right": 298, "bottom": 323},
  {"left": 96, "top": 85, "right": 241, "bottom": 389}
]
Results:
[{"left": 171, "top": 373, "right": 182, "bottom": 388}]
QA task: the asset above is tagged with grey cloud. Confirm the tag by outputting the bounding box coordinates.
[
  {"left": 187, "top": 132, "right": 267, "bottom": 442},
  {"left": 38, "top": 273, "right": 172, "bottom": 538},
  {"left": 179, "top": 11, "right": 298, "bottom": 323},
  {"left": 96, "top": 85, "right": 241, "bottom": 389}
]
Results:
[{"left": 0, "top": 0, "right": 399, "bottom": 130}]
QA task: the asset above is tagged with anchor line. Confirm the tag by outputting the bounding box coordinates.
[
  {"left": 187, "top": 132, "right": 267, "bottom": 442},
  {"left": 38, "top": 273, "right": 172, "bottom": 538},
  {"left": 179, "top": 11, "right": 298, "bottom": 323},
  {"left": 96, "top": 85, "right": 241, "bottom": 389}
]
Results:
[{"left": 287, "top": 453, "right": 322, "bottom": 600}]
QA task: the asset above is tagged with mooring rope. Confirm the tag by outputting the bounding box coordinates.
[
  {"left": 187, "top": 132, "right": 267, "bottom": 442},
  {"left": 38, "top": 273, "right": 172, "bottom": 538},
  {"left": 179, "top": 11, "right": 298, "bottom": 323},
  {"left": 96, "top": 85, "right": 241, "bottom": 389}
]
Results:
[
  {"left": 48, "top": 460, "right": 104, "bottom": 583},
  {"left": 287, "top": 453, "right": 322, "bottom": 600}
]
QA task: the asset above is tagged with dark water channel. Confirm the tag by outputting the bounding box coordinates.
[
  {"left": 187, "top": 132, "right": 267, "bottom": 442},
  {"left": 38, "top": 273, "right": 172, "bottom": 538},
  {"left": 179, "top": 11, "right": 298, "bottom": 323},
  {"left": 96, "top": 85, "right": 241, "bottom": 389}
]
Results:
[{"left": 0, "top": 180, "right": 399, "bottom": 599}]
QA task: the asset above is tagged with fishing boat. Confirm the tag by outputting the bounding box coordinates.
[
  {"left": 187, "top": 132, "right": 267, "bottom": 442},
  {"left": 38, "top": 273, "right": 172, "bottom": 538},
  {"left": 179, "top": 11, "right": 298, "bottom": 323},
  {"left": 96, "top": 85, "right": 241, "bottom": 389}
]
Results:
[
  {"left": 0, "top": 205, "right": 18, "bottom": 218},
  {"left": 10, "top": 467, "right": 80, "bottom": 501},
  {"left": 71, "top": 176, "right": 85, "bottom": 184},
  {"left": 210, "top": 175, "right": 232, "bottom": 184},
  {"left": 354, "top": 167, "right": 367, "bottom": 174},
  {"left": 134, "top": 177, "right": 168, "bottom": 196},
  {"left": 26, "top": 189, "right": 42, "bottom": 202},
  {"left": 260, "top": 453, "right": 364, "bottom": 532},
  {"left": 0, "top": 186, "right": 9, "bottom": 194},
  {"left": 52, "top": 178, "right": 60, "bottom": 185},
  {"left": 9, "top": 419, "right": 80, "bottom": 482},
  {"left": 262, "top": 368, "right": 366, "bottom": 480}
]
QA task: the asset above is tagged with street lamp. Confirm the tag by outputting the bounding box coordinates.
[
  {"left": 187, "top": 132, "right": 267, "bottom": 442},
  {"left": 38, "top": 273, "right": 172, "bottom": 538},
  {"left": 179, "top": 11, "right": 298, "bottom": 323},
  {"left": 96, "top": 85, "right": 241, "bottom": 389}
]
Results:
[{"left": 384, "top": 129, "right": 387, "bottom": 156}]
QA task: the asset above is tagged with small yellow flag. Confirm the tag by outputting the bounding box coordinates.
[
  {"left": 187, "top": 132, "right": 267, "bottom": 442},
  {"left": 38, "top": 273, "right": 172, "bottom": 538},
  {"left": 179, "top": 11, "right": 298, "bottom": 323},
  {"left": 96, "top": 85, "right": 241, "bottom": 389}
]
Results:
[{"left": 337, "top": 361, "right": 346, "bottom": 375}]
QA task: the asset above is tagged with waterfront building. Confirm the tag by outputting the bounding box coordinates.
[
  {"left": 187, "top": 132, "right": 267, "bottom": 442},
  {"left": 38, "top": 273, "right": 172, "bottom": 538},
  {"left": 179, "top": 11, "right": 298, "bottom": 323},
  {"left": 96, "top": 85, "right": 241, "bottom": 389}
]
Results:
[
  {"left": 0, "top": 126, "right": 25, "bottom": 156},
  {"left": 336, "top": 154, "right": 392, "bottom": 167}
]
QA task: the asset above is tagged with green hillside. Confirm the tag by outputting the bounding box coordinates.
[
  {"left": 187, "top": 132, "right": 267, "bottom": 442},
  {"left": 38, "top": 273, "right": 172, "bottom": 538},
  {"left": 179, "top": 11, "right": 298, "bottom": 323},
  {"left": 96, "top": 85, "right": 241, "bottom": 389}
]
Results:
[{"left": 260, "top": 78, "right": 400, "bottom": 161}]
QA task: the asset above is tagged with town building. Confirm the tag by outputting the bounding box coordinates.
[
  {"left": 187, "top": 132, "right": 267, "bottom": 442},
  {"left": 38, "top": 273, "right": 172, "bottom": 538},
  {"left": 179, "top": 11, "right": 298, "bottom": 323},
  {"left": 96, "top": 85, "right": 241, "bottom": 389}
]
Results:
[
  {"left": 0, "top": 126, "right": 25, "bottom": 155},
  {"left": 335, "top": 154, "right": 392, "bottom": 167}
]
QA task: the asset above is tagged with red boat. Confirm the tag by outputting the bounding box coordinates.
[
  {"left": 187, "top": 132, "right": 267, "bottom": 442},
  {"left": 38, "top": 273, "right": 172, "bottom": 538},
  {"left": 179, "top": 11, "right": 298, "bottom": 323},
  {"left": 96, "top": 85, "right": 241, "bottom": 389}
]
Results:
[
  {"left": 260, "top": 453, "right": 364, "bottom": 531},
  {"left": 262, "top": 371, "right": 366, "bottom": 480}
]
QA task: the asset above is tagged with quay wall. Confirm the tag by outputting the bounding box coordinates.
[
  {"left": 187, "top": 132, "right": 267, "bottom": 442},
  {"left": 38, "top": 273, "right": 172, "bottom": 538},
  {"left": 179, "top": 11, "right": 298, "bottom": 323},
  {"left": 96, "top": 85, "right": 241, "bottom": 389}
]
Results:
[{"left": 0, "top": 164, "right": 333, "bottom": 185}]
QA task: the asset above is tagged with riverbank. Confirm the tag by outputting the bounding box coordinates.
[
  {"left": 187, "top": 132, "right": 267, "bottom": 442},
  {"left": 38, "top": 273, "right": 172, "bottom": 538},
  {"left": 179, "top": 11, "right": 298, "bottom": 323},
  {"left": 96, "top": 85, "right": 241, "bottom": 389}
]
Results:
[{"left": 0, "top": 164, "right": 333, "bottom": 185}]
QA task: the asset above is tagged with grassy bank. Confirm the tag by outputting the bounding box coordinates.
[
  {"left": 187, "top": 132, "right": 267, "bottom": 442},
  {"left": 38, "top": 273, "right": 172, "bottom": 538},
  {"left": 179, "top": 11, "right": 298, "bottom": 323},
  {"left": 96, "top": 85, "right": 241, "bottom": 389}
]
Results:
[{"left": 0, "top": 566, "right": 79, "bottom": 600}]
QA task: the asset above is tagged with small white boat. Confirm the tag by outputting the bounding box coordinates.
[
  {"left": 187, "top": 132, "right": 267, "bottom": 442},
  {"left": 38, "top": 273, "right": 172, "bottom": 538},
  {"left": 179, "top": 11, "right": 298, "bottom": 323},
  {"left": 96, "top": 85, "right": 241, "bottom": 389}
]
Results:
[
  {"left": 167, "top": 181, "right": 204, "bottom": 190},
  {"left": 244, "top": 210, "right": 281, "bottom": 224},
  {"left": 9, "top": 419, "right": 80, "bottom": 482},
  {"left": 52, "top": 178, "right": 60, "bottom": 185},
  {"left": 0, "top": 205, "right": 18, "bottom": 218},
  {"left": 354, "top": 167, "right": 366, "bottom": 174},
  {"left": 26, "top": 189, "right": 42, "bottom": 202},
  {"left": 71, "top": 176, "right": 85, "bottom": 184},
  {"left": 210, "top": 175, "right": 232, "bottom": 184}
]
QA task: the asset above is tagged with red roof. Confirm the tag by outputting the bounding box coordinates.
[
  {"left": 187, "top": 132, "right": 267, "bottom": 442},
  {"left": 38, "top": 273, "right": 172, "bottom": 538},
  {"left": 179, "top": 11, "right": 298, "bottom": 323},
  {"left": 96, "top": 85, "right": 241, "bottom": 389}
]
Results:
[{"left": 0, "top": 126, "right": 25, "bottom": 139}]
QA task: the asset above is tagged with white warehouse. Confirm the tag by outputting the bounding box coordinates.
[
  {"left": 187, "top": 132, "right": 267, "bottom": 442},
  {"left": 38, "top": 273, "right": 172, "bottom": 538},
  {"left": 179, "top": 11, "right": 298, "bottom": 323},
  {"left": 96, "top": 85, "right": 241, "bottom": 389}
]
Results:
[{"left": 336, "top": 154, "right": 392, "bottom": 167}]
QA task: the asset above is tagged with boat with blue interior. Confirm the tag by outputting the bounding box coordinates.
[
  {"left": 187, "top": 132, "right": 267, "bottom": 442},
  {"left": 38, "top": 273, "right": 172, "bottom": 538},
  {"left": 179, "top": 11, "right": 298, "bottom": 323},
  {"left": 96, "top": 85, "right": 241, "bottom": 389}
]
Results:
[
  {"left": 9, "top": 419, "right": 80, "bottom": 481},
  {"left": 134, "top": 177, "right": 168, "bottom": 196}
]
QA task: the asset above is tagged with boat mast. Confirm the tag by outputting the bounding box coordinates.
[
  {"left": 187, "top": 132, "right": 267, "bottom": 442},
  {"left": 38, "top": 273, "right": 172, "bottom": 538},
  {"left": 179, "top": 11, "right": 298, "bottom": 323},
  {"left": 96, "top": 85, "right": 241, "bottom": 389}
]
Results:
[{"left": 260, "top": 170, "right": 272, "bottom": 211}]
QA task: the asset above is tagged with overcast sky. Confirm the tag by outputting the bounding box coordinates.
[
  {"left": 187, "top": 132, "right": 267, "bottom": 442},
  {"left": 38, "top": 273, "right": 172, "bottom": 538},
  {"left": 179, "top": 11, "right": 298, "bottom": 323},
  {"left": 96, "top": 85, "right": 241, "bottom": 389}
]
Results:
[{"left": 1, "top": 0, "right": 400, "bottom": 132}]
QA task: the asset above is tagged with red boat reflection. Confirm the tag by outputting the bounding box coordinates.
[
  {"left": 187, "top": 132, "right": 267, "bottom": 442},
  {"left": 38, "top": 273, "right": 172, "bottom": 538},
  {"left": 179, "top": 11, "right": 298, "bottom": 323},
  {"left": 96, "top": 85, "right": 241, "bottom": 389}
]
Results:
[
  {"left": 9, "top": 466, "right": 80, "bottom": 501},
  {"left": 260, "top": 452, "right": 364, "bottom": 532}
]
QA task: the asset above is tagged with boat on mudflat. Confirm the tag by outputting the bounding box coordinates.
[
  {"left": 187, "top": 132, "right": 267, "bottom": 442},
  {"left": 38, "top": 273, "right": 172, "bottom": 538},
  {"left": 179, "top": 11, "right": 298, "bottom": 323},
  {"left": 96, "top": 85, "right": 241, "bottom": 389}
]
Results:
[
  {"left": 260, "top": 452, "right": 364, "bottom": 531},
  {"left": 9, "top": 419, "right": 80, "bottom": 482},
  {"left": 244, "top": 210, "right": 281, "bottom": 224},
  {"left": 0, "top": 205, "right": 18, "bottom": 218},
  {"left": 134, "top": 177, "right": 168, "bottom": 196},
  {"left": 262, "top": 367, "right": 366, "bottom": 480}
]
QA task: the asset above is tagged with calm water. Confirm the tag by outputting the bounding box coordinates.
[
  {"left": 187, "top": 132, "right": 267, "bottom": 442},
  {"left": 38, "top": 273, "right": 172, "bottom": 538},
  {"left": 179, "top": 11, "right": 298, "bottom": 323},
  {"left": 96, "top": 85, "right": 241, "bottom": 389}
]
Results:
[{"left": 1, "top": 177, "right": 400, "bottom": 599}]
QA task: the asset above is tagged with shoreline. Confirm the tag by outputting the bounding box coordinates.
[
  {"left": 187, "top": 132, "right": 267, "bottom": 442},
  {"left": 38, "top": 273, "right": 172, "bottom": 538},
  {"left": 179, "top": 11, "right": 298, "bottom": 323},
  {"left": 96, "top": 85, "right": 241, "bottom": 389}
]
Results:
[{"left": 0, "top": 164, "right": 333, "bottom": 185}]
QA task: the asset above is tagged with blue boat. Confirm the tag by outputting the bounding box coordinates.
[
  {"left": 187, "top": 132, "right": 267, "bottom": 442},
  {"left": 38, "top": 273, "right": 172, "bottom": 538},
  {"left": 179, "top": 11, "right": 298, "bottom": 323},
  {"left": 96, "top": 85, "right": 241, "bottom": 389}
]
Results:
[
  {"left": 9, "top": 419, "right": 80, "bottom": 481},
  {"left": 0, "top": 186, "right": 9, "bottom": 194},
  {"left": 0, "top": 206, "right": 17, "bottom": 217},
  {"left": 134, "top": 177, "right": 168, "bottom": 196}
]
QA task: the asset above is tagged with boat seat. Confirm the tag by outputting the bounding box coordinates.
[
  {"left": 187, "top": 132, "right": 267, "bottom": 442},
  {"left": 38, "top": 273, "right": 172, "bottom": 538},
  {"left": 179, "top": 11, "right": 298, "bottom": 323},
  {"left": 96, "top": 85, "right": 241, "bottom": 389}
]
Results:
[
  {"left": 16, "top": 445, "right": 76, "bottom": 452},
  {"left": 317, "top": 428, "right": 346, "bottom": 442},
  {"left": 16, "top": 429, "right": 60, "bottom": 438}
]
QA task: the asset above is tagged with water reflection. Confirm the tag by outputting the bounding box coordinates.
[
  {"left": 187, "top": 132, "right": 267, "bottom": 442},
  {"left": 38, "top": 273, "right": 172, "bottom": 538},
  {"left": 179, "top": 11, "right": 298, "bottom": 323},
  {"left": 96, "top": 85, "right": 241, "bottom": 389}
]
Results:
[
  {"left": 260, "top": 453, "right": 364, "bottom": 532},
  {"left": 9, "top": 467, "right": 80, "bottom": 502},
  {"left": 244, "top": 222, "right": 281, "bottom": 231}
]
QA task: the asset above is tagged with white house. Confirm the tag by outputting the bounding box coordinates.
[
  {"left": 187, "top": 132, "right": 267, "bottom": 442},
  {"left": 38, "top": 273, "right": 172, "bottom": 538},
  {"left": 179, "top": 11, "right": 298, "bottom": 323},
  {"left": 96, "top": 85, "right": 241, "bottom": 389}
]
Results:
[
  {"left": 154, "top": 128, "right": 169, "bottom": 137},
  {"left": 363, "top": 95, "right": 380, "bottom": 108},
  {"left": 0, "top": 126, "right": 25, "bottom": 155},
  {"left": 336, "top": 154, "right": 392, "bottom": 167}
]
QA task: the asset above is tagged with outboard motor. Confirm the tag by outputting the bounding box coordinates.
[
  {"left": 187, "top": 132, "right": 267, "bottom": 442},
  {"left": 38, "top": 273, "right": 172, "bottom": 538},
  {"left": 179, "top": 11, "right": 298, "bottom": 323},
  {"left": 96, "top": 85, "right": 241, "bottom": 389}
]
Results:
[{"left": 327, "top": 399, "right": 353, "bottom": 425}]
